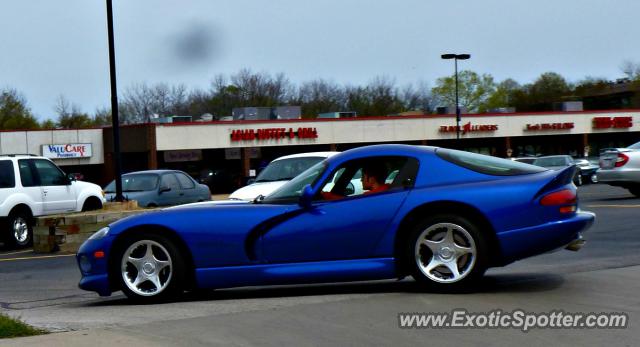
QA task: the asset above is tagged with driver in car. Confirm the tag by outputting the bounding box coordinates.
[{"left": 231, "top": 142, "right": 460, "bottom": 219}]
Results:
[{"left": 321, "top": 163, "right": 390, "bottom": 200}]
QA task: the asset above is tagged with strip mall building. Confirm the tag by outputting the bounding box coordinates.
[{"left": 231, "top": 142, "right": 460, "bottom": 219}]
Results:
[{"left": 2, "top": 109, "right": 639, "bottom": 189}]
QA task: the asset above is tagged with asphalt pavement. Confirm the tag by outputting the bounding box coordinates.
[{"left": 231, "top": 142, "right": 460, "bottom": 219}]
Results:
[{"left": 1, "top": 184, "right": 639, "bottom": 346}]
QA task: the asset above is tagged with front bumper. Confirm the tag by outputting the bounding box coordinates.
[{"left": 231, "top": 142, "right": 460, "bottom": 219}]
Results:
[
  {"left": 76, "top": 237, "right": 113, "bottom": 297},
  {"left": 497, "top": 211, "right": 595, "bottom": 264}
]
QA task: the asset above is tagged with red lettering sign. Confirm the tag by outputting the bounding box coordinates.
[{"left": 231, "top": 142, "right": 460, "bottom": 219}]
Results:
[
  {"left": 525, "top": 123, "right": 574, "bottom": 131},
  {"left": 593, "top": 116, "right": 632, "bottom": 129},
  {"left": 230, "top": 128, "right": 318, "bottom": 142},
  {"left": 439, "top": 122, "right": 498, "bottom": 134}
]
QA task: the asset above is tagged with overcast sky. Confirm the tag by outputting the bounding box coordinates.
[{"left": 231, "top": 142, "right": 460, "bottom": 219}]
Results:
[{"left": 1, "top": 0, "right": 639, "bottom": 120}]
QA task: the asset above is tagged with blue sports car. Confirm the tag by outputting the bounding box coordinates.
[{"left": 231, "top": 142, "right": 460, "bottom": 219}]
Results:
[{"left": 77, "top": 145, "right": 594, "bottom": 302}]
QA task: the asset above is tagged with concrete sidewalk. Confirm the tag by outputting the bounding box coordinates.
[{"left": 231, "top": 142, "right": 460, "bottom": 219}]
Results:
[{"left": 3, "top": 264, "right": 638, "bottom": 347}]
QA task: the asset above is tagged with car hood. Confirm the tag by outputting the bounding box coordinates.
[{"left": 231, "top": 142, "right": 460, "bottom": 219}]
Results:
[
  {"left": 108, "top": 202, "right": 294, "bottom": 237},
  {"left": 228, "top": 181, "right": 287, "bottom": 201},
  {"left": 542, "top": 165, "right": 568, "bottom": 171},
  {"left": 105, "top": 191, "right": 150, "bottom": 202},
  {"left": 167, "top": 200, "right": 251, "bottom": 209},
  {"left": 73, "top": 180, "right": 102, "bottom": 191}
]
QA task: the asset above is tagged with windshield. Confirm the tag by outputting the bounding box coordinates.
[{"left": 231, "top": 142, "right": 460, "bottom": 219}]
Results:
[
  {"left": 255, "top": 156, "right": 326, "bottom": 182},
  {"left": 104, "top": 174, "right": 159, "bottom": 193},
  {"left": 533, "top": 157, "right": 569, "bottom": 167},
  {"left": 262, "top": 161, "right": 326, "bottom": 202}
]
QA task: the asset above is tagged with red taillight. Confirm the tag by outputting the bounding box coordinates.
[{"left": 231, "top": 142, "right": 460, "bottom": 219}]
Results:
[
  {"left": 94, "top": 251, "right": 105, "bottom": 259},
  {"left": 540, "top": 189, "right": 576, "bottom": 207},
  {"left": 615, "top": 153, "right": 629, "bottom": 167}
]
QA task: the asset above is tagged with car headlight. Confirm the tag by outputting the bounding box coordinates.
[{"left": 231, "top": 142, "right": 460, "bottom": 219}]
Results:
[{"left": 89, "top": 227, "right": 110, "bottom": 240}]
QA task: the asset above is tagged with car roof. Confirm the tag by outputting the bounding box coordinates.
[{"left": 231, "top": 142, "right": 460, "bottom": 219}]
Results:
[
  {"left": 328, "top": 144, "right": 436, "bottom": 163},
  {"left": 272, "top": 152, "right": 340, "bottom": 161},
  {"left": 535, "top": 155, "right": 571, "bottom": 159},
  {"left": 0, "top": 154, "right": 44, "bottom": 159},
  {"left": 122, "top": 169, "right": 184, "bottom": 176}
]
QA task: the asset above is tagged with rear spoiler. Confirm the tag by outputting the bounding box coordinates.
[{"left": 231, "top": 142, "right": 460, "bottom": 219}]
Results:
[{"left": 534, "top": 165, "right": 578, "bottom": 199}]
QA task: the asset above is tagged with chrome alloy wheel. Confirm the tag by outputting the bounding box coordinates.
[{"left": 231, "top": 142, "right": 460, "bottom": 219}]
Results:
[
  {"left": 13, "top": 217, "right": 29, "bottom": 245},
  {"left": 121, "top": 240, "right": 173, "bottom": 297},
  {"left": 414, "top": 223, "right": 477, "bottom": 283}
]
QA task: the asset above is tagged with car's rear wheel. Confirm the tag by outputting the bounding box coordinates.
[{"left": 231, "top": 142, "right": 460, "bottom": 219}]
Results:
[
  {"left": 408, "top": 215, "right": 488, "bottom": 291},
  {"left": 5, "top": 211, "right": 33, "bottom": 249},
  {"left": 590, "top": 173, "right": 598, "bottom": 184},
  {"left": 115, "top": 233, "right": 185, "bottom": 302}
]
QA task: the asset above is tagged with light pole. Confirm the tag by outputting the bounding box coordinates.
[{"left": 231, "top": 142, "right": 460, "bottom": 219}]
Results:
[
  {"left": 106, "top": 0, "right": 124, "bottom": 202},
  {"left": 441, "top": 53, "right": 470, "bottom": 142}
]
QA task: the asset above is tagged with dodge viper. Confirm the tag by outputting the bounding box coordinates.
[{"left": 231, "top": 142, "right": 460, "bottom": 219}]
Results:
[{"left": 77, "top": 144, "right": 594, "bottom": 302}]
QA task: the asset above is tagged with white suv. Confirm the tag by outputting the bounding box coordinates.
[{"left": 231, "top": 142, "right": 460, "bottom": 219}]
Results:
[{"left": 0, "top": 155, "right": 105, "bottom": 248}]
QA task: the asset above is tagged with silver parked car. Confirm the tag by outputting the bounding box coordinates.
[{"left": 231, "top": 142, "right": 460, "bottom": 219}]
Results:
[
  {"left": 104, "top": 170, "right": 211, "bottom": 207},
  {"left": 598, "top": 141, "right": 640, "bottom": 197}
]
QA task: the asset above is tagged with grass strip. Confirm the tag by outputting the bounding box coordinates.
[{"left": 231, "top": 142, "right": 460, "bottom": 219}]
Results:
[{"left": 0, "top": 313, "right": 45, "bottom": 339}]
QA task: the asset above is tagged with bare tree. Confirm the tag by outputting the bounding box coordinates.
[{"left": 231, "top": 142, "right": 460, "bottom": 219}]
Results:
[
  {"left": 620, "top": 60, "right": 640, "bottom": 80},
  {"left": 120, "top": 83, "right": 189, "bottom": 123}
]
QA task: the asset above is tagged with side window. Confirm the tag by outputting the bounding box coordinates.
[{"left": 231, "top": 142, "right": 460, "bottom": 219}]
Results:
[
  {"left": 33, "top": 159, "right": 67, "bottom": 186},
  {"left": 318, "top": 156, "right": 418, "bottom": 201},
  {"left": 160, "top": 174, "right": 180, "bottom": 190},
  {"left": 175, "top": 172, "right": 195, "bottom": 189},
  {"left": 0, "top": 160, "right": 15, "bottom": 188},
  {"left": 18, "top": 160, "right": 37, "bottom": 187}
]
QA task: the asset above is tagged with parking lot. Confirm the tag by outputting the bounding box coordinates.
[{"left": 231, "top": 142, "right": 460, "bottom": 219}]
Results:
[{"left": 1, "top": 183, "right": 639, "bottom": 346}]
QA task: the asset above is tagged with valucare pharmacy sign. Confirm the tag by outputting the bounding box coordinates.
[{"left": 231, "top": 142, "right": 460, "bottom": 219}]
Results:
[{"left": 42, "top": 144, "right": 92, "bottom": 159}]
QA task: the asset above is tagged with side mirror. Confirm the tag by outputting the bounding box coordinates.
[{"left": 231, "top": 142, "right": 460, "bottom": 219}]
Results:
[
  {"left": 67, "top": 173, "right": 77, "bottom": 182},
  {"left": 159, "top": 186, "right": 171, "bottom": 194},
  {"left": 298, "top": 184, "right": 314, "bottom": 208},
  {"left": 247, "top": 178, "right": 256, "bottom": 185}
]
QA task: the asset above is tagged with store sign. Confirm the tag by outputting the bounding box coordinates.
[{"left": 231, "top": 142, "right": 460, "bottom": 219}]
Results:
[
  {"left": 230, "top": 127, "right": 318, "bottom": 142},
  {"left": 42, "top": 144, "right": 92, "bottom": 159},
  {"left": 439, "top": 122, "right": 498, "bottom": 135},
  {"left": 525, "top": 122, "right": 574, "bottom": 131},
  {"left": 592, "top": 116, "right": 633, "bottom": 129},
  {"left": 163, "top": 149, "right": 202, "bottom": 162}
]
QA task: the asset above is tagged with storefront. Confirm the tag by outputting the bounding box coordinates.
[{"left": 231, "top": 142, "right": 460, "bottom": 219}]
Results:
[{"left": 1, "top": 110, "right": 638, "bottom": 191}]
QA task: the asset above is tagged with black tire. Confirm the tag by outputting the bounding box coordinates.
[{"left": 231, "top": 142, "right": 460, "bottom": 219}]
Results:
[
  {"left": 113, "top": 232, "right": 186, "bottom": 303},
  {"left": 629, "top": 187, "right": 640, "bottom": 198},
  {"left": 406, "top": 214, "right": 489, "bottom": 292},
  {"left": 574, "top": 174, "right": 583, "bottom": 186},
  {"left": 5, "top": 210, "right": 33, "bottom": 249},
  {"left": 82, "top": 197, "right": 103, "bottom": 212}
]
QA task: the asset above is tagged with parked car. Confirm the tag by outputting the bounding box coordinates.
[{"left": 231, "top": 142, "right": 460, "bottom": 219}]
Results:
[
  {"left": 104, "top": 170, "right": 211, "bottom": 207},
  {"left": 198, "top": 169, "right": 237, "bottom": 194},
  {"left": 77, "top": 145, "right": 594, "bottom": 301},
  {"left": 0, "top": 155, "right": 105, "bottom": 248},
  {"left": 598, "top": 141, "right": 640, "bottom": 196},
  {"left": 532, "top": 155, "right": 584, "bottom": 185},
  {"left": 510, "top": 157, "right": 537, "bottom": 165},
  {"left": 573, "top": 157, "right": 599, "bottom": 184},
  {"left": 228, "top": 152, "right": 338, "bottom": 201}
]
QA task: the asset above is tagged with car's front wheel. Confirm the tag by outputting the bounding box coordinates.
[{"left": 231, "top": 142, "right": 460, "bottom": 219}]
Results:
[
  {"left": 5, "top": 211, "right": 33, "bottom": 248},
  {"left": 408, "top": 215, "right": 488, "bottom": 291},
  {"left": 115, "top": 233, "right": 185, "bottom": 302},
  {"left": 574, "top": 174, "right": 583, "bottom": 186}
]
